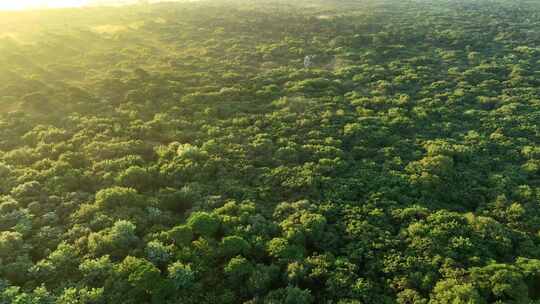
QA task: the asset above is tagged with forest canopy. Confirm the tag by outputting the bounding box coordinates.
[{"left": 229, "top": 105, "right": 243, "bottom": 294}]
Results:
[{"left": 1, "top": 0, "right": 540, "bottom": 303}]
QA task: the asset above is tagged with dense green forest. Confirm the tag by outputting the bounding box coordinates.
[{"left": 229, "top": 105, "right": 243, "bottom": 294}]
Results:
[{"left": 1, "top": 0, "right": 540, "bottom": 302}]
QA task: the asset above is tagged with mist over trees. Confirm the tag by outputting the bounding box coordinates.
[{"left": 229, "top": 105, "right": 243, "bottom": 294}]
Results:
[{"left": 1, "top": 0, "right": 540, "bottom": 303}]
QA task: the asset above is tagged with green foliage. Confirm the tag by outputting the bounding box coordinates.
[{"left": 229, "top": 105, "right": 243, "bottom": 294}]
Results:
[
  {"left": 56, "top": 287, "right": 104, "bottom": 304},
  {"left": 168, "top": 262, "right": 195, "bottom": 289},
  {"left": 95, "top": 187, "right": 144, "bottom": 209},
  {"left": 145, "top": 240, "right": 172, "bottom": 265},
  {"left": 471, "top": 263, "right": 529, "bottom": 302},
  {"left": 106, "top": 256, "right": 162, "bottom": 303},
  {"left": 1, "top": 0, "right": 540, "bottom": 302},
  {"left": 187, "top": 212, "right": 220, "bottom": 237},
  {"left": 264, "top": 286, "right": 314, "bottom": 304},
  {"left": 220, "top": 236, "right": 250, "bottom": 257},
  {"left": 79, "top": 255, "right": 113, "bottom": 286},
  {"left": 87, "top": 220, "right": 139, "bottom": 259},
  {"left": 429, "top": 279, "right": 485, "bottom": 304},
  {"left": 116, "top": 166, "right": 156, "bottom": 191},
  {"left": 267, "top": 237, "right": 305, "bottom": 261},
  {"left": 167, "top": 225, "right": 193, "bottom": 246}
]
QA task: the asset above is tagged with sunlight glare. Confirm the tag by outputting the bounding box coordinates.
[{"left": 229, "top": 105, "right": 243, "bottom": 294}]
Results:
[{"left": 0, "top": 0, "right": 89, "bottom": 10}]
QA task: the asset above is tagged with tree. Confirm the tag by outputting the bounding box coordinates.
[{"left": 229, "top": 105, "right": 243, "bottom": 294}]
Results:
[
  {"left": 145, "top": 240, "right": 172, "bottom": 265},
  {"left": 116, "top": 166, "right": 156, "bottom": 191},
  {"left": 264, "top": 286, "right": 314, "bottom": 304},
  {"left": 94, "top": 187, "right": 145, "bottom": 209},
  {"left": 471, "top": 263, "right": 529, "bottom": 303},
  {"left": 220, "top": 236, "right": 250, "bottom": 257},
  {"left": 88, "top": 220, "right": 139, "bottom": 259},
  {"left": 187, "top": 212, "right": 220, "bottom": 237},
  {"left": 106, "top": 256, "right": 162, "bottom": 303},
  {"left": 429, "top": 279, "right": 485, "bottom": 304},
  {"left": 167, "top": 225, "right": 193, "bottom": 246},
  {"left": 56, "top": 287, "right": 104, "bottom": 304},
  {"left": 168, "top": 262, "right": 195, "bottom": 290}
]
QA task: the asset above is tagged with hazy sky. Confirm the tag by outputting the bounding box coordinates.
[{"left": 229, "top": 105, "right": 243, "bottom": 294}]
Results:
[
  {"left": 0, "top": 0, "right": 90, "bottom": 10},
  {"left": 0, "top": 0, "right": 194, "bottom": 10}
]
